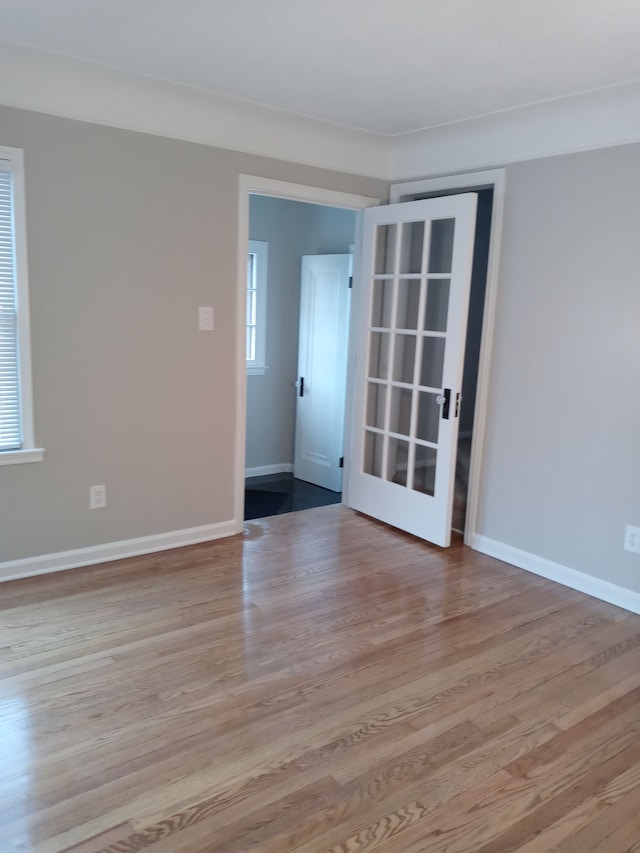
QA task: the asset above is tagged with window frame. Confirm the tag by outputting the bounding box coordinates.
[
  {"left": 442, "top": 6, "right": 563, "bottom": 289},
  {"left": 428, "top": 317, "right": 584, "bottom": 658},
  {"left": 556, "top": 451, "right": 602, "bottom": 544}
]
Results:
[
  {"left": 0, "top": 146, "right": 42, "bottom": 465},
  {"left": 246, "top": 239, "right": 268, "bottom": 376}
]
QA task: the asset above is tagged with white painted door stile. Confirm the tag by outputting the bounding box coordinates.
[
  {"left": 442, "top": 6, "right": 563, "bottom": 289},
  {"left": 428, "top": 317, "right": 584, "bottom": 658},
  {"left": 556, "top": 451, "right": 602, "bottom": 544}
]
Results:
[{"left": 347, "top": 194, "right": 477, "bottom": 547}]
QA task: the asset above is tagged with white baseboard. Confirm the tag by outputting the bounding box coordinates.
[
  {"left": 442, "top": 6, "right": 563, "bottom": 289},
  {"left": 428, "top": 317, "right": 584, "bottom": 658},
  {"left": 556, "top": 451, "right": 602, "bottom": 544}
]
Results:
[
  {"left": 469, "top": 534, "right": 640, "bottom": 615},
  {"left": 0, "top": 520, "right": 240, "bottom": 584},
  {"left": 245, "top": 463, "right": 294, "bottom": 478}
]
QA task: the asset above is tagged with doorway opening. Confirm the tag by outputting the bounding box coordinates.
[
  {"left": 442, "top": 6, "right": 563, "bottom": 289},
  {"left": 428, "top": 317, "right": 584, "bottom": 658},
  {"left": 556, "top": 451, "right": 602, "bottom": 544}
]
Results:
[
  {"left": 389, "top": 170, "right": 504, "bottom": 541},
  {"left": 408, "top": 188, "right": 493, "bottom": 533},
  {"left": 236, "top": 173, "right": 503, "bottom": 548},
  {"left": 244, "top": 194, "right": 356, "bottom": 521},
  {"left": 234, "top": 176, "right": 381, "bottom": 531}
]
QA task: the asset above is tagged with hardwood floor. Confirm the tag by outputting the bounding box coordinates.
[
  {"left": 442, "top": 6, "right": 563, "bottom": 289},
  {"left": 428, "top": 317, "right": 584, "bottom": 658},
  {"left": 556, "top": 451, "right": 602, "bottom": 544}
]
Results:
[{"left": 1, "top": 505, "right": 640, "bottom": 852}]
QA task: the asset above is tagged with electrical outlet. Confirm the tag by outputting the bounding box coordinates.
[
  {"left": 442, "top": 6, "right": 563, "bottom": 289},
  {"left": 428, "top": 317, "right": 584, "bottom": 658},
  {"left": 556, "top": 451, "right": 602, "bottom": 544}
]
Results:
[
  {"left": 90, "top": 484, "right": 106, "bottom": 510},
  {"left": 624, "top": 525, "right": 640, "bottom": 554}
]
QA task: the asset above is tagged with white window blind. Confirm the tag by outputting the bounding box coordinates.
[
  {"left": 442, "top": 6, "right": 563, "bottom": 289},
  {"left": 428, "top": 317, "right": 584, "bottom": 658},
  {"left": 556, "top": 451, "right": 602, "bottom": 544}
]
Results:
[
  {"left": 0, "top": 167, "right": 21, "bottom": 451},
  {"left": 0, "top": 146, "right": 41, "bottom": 465}
]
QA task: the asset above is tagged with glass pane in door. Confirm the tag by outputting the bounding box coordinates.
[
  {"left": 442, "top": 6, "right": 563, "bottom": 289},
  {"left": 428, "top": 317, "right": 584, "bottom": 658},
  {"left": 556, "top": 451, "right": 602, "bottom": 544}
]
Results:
[
  {"left": 428, "top": 219, "right": 455, "bottom": 273},
  {"left": 396, "top": 279, "right": 422, "bottom": 330},
  {"left": 366, "top": 382, "right": 386, "bottom": 429},
  {"left": 369, "top": 332, "right": 391, "bottom": 379},
  {"left": 392, "top": 334, "right": 417, "bottom": 383},
  {"left": 424, "top": 279, "right": 450, "bottom": 332},
  {"left": 375, "top": 224, "right": 398, "bottom": 274},
  {"left": 372, "top": 280, "right": 394, "bottom": 328},
  {"left": 363, "top": 431, "right": 384, "bottom": 478},
  {"left": 399, "top": 222, "right": 425, "bottom": 274},
  {"left": 389, "top": 387, "right": 412, "bottom": 437},
  {"left": 387, "top": 438, "right": 410, "bottom": 486},
  {"left": 416, "top": 392, "right": 440, "bottom": 444},
  {"left": 413, "top": 445, "right": 437, "bottom": 495},
  {"left": 420, "top": 336, "right": 446, "bottom": 389}
]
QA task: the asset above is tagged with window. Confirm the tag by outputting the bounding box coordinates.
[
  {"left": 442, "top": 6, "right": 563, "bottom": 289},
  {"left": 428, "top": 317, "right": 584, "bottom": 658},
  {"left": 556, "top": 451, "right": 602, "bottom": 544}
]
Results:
[
  {"left": 246, "top": 240, "right": 268, "bottom": 375},
  {"left": 0, "top": 146, "right": 42, "bottom": 465}
]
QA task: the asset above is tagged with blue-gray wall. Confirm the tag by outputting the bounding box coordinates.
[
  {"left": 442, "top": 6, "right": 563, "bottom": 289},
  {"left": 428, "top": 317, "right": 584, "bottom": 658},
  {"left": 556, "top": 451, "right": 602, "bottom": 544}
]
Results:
[{"left": 246, "top": 196, "right": 355, "bottom": 471}]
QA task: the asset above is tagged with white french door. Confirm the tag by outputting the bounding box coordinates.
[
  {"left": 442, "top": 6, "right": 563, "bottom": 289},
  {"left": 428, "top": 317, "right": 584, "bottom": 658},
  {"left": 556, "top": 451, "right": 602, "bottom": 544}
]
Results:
[{"left": 347, "top": 194, "right": 477, "bottom": 547}]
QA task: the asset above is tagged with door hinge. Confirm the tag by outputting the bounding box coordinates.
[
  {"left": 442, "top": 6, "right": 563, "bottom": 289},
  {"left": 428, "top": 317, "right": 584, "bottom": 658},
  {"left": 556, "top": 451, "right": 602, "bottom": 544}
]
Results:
[
  {"left": 339, "top": 457, "right": 344, "bottom": 468},
  {"left": 348, "top": 276, "right": 353, "bottom": 289}
]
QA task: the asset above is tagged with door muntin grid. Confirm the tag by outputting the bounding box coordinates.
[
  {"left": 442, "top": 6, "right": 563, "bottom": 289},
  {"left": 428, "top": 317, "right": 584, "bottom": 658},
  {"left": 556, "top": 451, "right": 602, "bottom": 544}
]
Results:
[{"left": 363, "top": 218, "right": 454, "bottom": 496}]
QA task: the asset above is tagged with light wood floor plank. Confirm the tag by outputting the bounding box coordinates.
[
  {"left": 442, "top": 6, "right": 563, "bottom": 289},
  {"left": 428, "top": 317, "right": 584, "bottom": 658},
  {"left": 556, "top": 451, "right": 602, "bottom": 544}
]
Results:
[{"left": 1, "top": 505, "right": 639, "bottom": 852}]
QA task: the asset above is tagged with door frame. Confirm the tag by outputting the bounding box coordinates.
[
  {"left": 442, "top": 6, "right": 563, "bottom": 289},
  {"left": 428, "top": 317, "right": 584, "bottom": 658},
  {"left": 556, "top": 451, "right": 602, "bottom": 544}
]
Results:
[
  {"left": 388, "top": 169, "right": 506, "bottom": 542},
  {"left": 235, "top": 175, "right": 381, "bottom": 529}
]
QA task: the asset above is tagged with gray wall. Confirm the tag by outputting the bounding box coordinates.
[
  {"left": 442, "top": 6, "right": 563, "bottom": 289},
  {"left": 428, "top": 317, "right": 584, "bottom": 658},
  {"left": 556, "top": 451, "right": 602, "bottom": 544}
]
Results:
[
  {"left": 2, "top": 102, "right": 639, "bottom": 603},
  {"left": 477, "top": 143, "right": 640, "bottom": 591},
  {"left": 246, "top": 196, "right": 355, "bottom": 471},
  {"left": 0, "top": 105, "right": 384, "bottom": 562}
]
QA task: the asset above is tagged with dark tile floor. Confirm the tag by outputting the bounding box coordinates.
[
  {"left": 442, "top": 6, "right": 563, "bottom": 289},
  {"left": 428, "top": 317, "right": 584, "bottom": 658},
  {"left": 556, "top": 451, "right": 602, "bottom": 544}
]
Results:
[{"left": 244, "top": 473, "right": 342, "bottom": 521}]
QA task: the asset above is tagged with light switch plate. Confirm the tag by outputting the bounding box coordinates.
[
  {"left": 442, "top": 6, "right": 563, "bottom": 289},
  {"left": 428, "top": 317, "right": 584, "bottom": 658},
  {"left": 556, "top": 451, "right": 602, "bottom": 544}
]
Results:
[
  {"left": 90, "top": 484, "right": 106, "bottom": 509},
  {"left": 199, "top": 306, "right": 214, "bottom": 331}
]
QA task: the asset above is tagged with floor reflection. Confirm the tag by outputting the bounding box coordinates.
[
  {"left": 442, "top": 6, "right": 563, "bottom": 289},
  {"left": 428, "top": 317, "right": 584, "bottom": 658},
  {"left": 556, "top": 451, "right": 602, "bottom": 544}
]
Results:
[{"left": 0, "top": 695, "right": 31, "bottom": 851}]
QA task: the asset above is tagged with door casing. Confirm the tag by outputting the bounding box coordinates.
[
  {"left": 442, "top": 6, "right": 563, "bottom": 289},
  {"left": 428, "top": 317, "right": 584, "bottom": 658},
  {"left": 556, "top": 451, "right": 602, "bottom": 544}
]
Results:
[{"left": 235, "top": 176, "right": 380, "bottom": 530}]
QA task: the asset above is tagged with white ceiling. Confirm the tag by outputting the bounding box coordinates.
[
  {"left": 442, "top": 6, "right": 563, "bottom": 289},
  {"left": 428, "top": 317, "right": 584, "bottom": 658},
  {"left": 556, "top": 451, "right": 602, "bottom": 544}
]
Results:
[{"left": 1, "top": 0, "right": 639, "bottom": 136}]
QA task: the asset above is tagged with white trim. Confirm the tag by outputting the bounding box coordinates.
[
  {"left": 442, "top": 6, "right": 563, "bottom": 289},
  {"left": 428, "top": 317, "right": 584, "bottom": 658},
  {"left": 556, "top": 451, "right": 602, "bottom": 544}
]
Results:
[
  {"left": 0, "top": 42, "right": 391, "bottom": 180},
  {"left": 235, "top": 175, "right": 382, "bottom": 530},
  {"left": 0, "top": 520, "right": 238, "bottom": 584},
  {"left": 0, "top": 448, "right": 44, "bottom": 465},
  {"left": 245, "top": 463, "right": 294, "bottom": 478},
  {"left": 242, "top": 177, "right": 383, "bottom": 210},
  {"left": 390, "top": 80, "right": 640, "bottom": 180},
  {"left": 389, "top": 169, "right": 506, "bottom": 550},
  {"left": 342, "top": 213, "right": 365, "bottom": 510},
  {"left": 470, "top": 534, "right": 640, "bottom": 616}
]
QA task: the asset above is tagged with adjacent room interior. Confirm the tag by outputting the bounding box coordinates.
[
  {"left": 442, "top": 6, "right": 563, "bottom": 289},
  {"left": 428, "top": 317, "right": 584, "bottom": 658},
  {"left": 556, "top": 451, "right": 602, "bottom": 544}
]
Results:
[{"left": 244, "top": 195, "right": 355, "bottom": 521}]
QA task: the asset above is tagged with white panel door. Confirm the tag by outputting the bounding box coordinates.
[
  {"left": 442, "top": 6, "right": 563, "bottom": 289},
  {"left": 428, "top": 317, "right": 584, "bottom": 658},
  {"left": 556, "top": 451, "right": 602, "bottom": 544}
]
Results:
[
  {"left": 347, "top": 195, "right": 477, "bottom": 547},
  {"left": 294, "top": 254, "right": 351, "bottom": 492}
]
